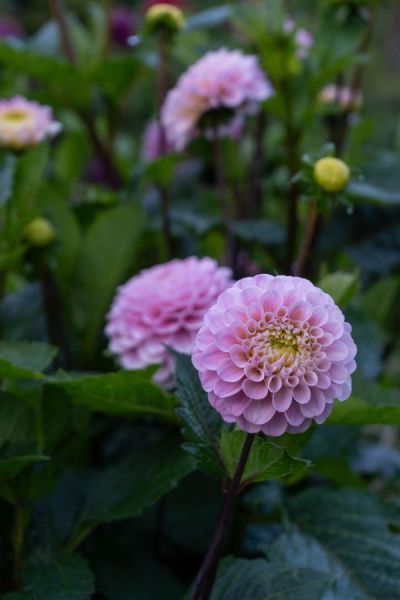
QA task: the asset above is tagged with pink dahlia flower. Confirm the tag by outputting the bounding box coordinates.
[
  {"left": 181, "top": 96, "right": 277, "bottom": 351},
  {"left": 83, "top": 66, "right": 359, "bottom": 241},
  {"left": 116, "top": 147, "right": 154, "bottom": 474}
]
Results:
[
  {"left": 319, "top": 84, "right": 362, "bottom": 112},
  {"left": 106, "top": 257, "right": 232, "bottom": 387},
  {"left": 0, "top": 96, "right": 62, "bottom": 150},
  {"left": 192, "top": 275, "right": 357, "bottom": 436},
  {"left": 161, "top": 49, "right": 273, "bottom": 150},
  {"left": 141, "top": 119, "right": 172, "bottom": 163}
]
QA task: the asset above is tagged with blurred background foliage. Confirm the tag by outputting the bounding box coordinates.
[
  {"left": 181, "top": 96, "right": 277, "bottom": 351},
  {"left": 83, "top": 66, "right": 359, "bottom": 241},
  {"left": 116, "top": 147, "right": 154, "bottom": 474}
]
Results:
[{"left": 0, "top": 0, "right": 400, "bottom": 598}]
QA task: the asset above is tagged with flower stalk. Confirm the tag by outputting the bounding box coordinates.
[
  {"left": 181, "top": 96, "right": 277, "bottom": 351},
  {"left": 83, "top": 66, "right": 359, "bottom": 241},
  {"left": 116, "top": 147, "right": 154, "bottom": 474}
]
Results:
[{"left": 189, "top": 433, "right": 255, "bottom": 600}]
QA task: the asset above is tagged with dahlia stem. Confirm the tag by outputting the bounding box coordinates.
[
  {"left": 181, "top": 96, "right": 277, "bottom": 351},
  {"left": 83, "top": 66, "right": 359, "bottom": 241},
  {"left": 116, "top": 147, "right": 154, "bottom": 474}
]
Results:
[
  {"left": 189, "top": 433, "right": 255, "bottom": 600},
  {"left": 49, "top": 0, "right": 122, "bottom": 189},
  {"left": 212, "top": 128, "right": 236, "bottom": 273},
  {"left": 293, "top": 200, "right": 319, "bottom": 278},
  {"left": 156, "top": 32, "right": 174, "bottom": 258}
]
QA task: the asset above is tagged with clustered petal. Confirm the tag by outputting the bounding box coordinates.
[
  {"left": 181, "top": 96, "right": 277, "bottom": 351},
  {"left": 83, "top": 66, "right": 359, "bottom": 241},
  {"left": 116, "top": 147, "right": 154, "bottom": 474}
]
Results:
[
  {"left": 192, "top": 275, "right": 357, "bottom": 436},
  {"left": 0, "top": 96, "right": 62, "bottom": 150},
  {"left": 106, "top": 257, "right": 232, "bottom": 387},
  {"left": 161, "top": 48, "right": 273, "bottom": 150}
]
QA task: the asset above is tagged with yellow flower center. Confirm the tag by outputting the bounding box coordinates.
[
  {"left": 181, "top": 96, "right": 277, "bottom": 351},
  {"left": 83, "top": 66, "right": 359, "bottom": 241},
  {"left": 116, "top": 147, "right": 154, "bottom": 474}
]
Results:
[
  {"left": 314, "top": 157, "right": 350, "bottom": 193},
  {"left": 2, "top": 109, "right": 30, "bottom": 123},
  {"left": 145, "top": 3, "right": 185, "bottom": 29}
]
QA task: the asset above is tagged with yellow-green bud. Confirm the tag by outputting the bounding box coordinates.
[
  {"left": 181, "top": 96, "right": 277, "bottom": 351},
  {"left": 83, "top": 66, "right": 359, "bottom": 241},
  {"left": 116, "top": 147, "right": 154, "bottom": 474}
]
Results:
[
  {"left": 145, "top": 3, "right": 185, "bottom": 33},
  {"left": 314, "top": 157, "right": 350, "bottom": 193},
  {"left": 24, "top": 217, "right": 55, "bottom": 247}
]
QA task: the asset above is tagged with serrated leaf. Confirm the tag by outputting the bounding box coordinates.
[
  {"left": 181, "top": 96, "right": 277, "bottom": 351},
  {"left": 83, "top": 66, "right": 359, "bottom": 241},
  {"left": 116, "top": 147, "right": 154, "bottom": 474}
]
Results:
[
  {"left": 40, "top": 435, "right": 193, "bottom": 551},
  {"left": 220, "top": 430, "right": 311, "bottom": 485},
  {"left": 211, "top": 557, "right": 333, "bottom": 600},
  {"left": 21, "top": 555, "right": 95, "bottom": 600},
  {"left": 285, "top": 488, "right": 400, "bottom": 599},
  {"left": 267, "top": 529, "right": 369, "bottom": 600},
  {"left": 318, "top": 271, "right": 359, "bottom": 307},
  {"left": 175, "top": 352, "right": 222, "bottom": 475},
  {"left": 45, "top": 370, "right": 177, "bottom": 422},
  {"left": 0, "top": 341, "right": 57, "bottom": 379},
  {"left": 69, "top": 203, "right": 144, "bottom": 362}
]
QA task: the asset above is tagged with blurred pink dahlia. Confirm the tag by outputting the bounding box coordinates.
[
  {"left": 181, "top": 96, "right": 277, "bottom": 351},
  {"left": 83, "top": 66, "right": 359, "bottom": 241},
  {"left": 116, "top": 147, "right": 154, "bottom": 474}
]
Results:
[
  {"left": 161, "top": 49, "right": 273, "bottom": 150},
  {"left": 0, "top": 96, "right": 61, "bottom": 150},
  {"left": 192, "top": 275, "right": 357, "bottom": 436},
  {"left": 319, "top": 84, "right": 362, "bottom": 112},
  {"left": 106, "top": 257, "right": 232, "bottom": 387},
  {"left": 141, "top": 119, "right": 172, "bottom": 162}
]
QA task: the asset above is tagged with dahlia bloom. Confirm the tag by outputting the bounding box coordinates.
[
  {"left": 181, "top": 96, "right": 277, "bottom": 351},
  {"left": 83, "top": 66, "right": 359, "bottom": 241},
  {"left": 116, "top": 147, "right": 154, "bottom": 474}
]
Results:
[
  {"left": 141, "top": 120, "right": 172, "bottom": 162},
  {"left": 192, "top": 275, "right": 357, "bottom": 436},
  {"left": 106, "top": 257, "right": 232, "bottom": 387},
  {"left": 0, "top": 96, "right": 62, "bottom": 151},
  {"left": 319, "top": 84, "right": 362, "bottom": 112},
  {"left": 161, "top": 49, "right": 273, "bottom": 150}
]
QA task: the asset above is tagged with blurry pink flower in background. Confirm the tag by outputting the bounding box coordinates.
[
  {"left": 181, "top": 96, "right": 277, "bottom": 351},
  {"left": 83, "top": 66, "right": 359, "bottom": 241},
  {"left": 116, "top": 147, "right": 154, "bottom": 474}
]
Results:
[
  {"left": 106, "top": 257, "right": 232, "bottom": 388},
  {"left": 284, "top": 18, "right": 313, "bottom": 59},
  {"left": 161, "top": 49, "right": 273, "bottom": 150},
  {"left": 0, "top": 96, "right": 62, "bottom": 150},
  {"left": 110, "top": 6, "right": 137, "bottom": 47},
  {"left": 141, "top": 119, "right": 173, "bottom": 162},
  {"left": 319, "top": 84, "right": 363, "bottom": 112},
  {"left": 192, "top": 275, "right": 357, "bottom": 436},
  {"left": 0, "top": 16, "right": 24, "bottom": 39}
]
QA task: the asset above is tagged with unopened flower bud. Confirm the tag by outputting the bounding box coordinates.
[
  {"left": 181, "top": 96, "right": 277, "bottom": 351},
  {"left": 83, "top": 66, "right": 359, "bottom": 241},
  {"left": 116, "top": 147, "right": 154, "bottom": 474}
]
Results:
[
  {"left": 24, "top": 217, "right": 55, "bottom": 247},
  {"left": 145, "top": 3, "right": 184, "bottom": 34},
  {"left": 314, "top": 157, "right": 350, "bottom": 193}
]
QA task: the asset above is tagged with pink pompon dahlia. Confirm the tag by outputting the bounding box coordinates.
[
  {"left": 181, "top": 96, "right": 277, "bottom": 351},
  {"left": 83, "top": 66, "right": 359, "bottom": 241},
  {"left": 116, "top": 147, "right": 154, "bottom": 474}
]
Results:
[
  {"left": 192, "top": 275, "right": 357, "bottom": 436},
  {"left": 106, "top": 257, "right": 232, "bottom": 387},
  {"left": 319, "top": 84, "right": 362, "bottom": 113},
  {"left": 161, "top": 49, "right": 273, "bottom": 150},
  {"left": 0, "top": 96, "right": 62, "bottom": 150}
]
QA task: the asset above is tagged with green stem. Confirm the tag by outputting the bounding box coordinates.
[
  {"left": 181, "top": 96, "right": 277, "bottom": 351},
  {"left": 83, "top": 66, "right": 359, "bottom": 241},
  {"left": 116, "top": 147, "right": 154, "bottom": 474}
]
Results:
[
  {"left": 12, "top": 504, "right": 28, "bottom": 587},
  {"left": 189, "top": 433, "right": 255, "bottom": 600}
]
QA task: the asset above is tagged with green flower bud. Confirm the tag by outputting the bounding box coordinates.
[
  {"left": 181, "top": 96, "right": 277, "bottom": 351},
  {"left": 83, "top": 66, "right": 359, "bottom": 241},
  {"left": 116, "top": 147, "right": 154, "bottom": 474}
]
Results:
[
  {"left": 145, "top": 3, "right": 185, "bottom": 34},
  {"left": 314, "top": 157, "right": 350, "bottom": 193},
  {"left": 24, "top": 217, "right": 55, "bottom": 247}
]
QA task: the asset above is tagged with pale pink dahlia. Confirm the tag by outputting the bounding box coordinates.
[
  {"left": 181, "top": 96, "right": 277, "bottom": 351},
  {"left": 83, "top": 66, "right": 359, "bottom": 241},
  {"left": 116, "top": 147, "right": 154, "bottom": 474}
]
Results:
[
  {"left": 106, "top": 257, "right": 232, "bottom": 387},
  {"left": 0, "top": 96, "right": 62, "bottom": 150},
  {"left": 192, "top": 275, "right": 357, "bottom": 436},
  {"left": 161, "top": 49, "right": 273, "bottom": 150},
  {"left": 319, "top": 84, "right": 362, "bottom": 112}
]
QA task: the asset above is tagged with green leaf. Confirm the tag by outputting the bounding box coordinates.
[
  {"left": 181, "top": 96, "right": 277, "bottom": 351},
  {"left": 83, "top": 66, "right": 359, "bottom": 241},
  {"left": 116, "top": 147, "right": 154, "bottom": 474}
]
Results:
[
  {"left": 328, "top": 378, "right": 400, "bottom": 425},
  {"left": 0, "top": 391, "right": 48, "bottom": 482},
  {"left": 0, "top": 43, "right": 91, "bottom": 109},
  {"left": 318, "top": 271, "right": 359, "bottom": 307},
  {"left": 3, "top": 594, "right": 33, "bottom": 600},
  {"left": 21, "top": 555, "right": 95, "bottom": 600},
  {"left": 233, "top": 220, "right": 285, "bottom": 246},
  {"left": 46, "top": 370, "right": 177, "bottom": 422},
  {"left": 285, "top": 488, "right": 400, "bottom": 599},
  {"left": 0, "top": 341, "right": 57, "bottom": 380},
  {"left": 175, "top": 352, "right": 222, "bottom": 475},
  {"left": 348, "top": 180, "right": 400, "bottom": 206},
  {"left": 186, "top": 5, "right": 233, "bottom": 30},
  {"left": 210, "top": 557, "right": 333, "bottom": 600},
  {"left": 220, "top": 430, "right": 311, "bottom": 485},
  {"left": 0, "top": 152, "right": 16, "bottom": 207},
  {"left": 0, "top": 454, "right": 49, "bottom": 478},
  {"left": 69, "top": 203, "right": 144, "bottom": 361},
  {"left": 267, "top": 529, "right": 369, "bottom": 600},
  {"left": 96, "top": 551, "right": 183, "bottom": 600}
]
